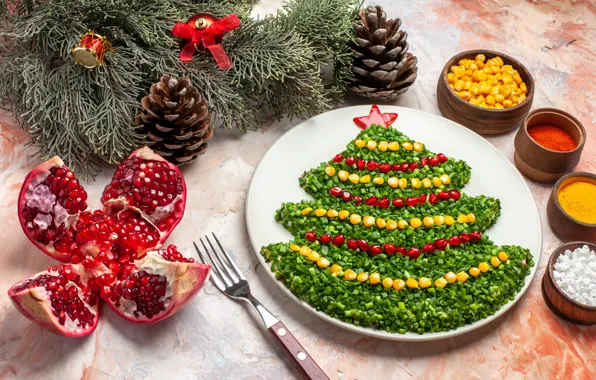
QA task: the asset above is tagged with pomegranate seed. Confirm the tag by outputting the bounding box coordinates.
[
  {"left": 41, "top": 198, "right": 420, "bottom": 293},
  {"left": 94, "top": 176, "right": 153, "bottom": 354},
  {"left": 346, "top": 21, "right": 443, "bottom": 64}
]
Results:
[
  {"left": 406, "top": 197, "right": 418, "bottom": 207},
  {"left": 357, "top": 240, "right": 369, "bottom": 251},
  {"left": 329, "top": 187, "right": 342, "bottom": 197},
  {"left": 437, "top": 153, "right": 448, "bottom": 163},
  {"left": 96, "top": 273, "right": 116, "bottom": 286},
  {"left": 471, "top": 231, "right": 482, "bottom": 241},
  {"left": 407, "top": 247, "right": 421, "bottom": 259},
  {"left": 435, "top": 239, "right": 448, "bottom": 250},
  {"left": 369, "top": 245, "right": 382, "bottom": 255},
  {"left": 100, "top": 286, "right": 112, "bottom": 299},
  {"left": 449, "top": 190, "right": 461, "bottom": 200},
  {"left": 82, "top": 256, "right": 95, "bottom": 269},
  {"left": 379, "top": 198, "right": 390, "bottom": 209},
  {"left": 448, "top": 236, "right": 461, "bottom": 246},
  {"left": 333, "top": 154, "right": 343, "bottom": 163},
  {"left": 305, "top": 232, "right": 316, "bottom": 242},
  {"left": 379, "top": 163, "right": 391, "bottom": 173},
  {"left": 438, "top": 192, "right": 450, "bottom": 200},
  {"left": 400, "top": 163, "right": 409, "bottom": 172},
  {"left": 392, "top": 198, "right": 404, "bottom": 208},
  {"left": 397, "top": 247, "right": 407, "bottom": 255},
  {"left": 420, "top": 157, "right": 429, "bottom": 167},
  {"left": 357, "top": 158, "right": 365, "bottom": 170},
  {"left": 365, "top": 196, "right": 378, "bottom": 206},
  {"left": 366, "top": 161, "right": 379, "bottom": 171},
  {"left": 460, "top": 233, "right": 471, "bottom": 242},
  {"left": 384, "top": 243, "right": 397, "bottom": 255},
  {"left": 341, "top": 191, "right": 352, "bottom": 202},
  {"left": 418, "top": 194, "right": 427, "bottom": 203},
  {"left": 429, "top": 194, "right": 439, "bottom": 204},
  {"left": 59, "top": 265, "right": 76, "bottom": 280},
  {"left": 347, "top": 239, "right": 358, "bottom": 250},
  {"left": 345, "top": 156, "right": 355, "bottom": 166},
  {"left": 409, "top": 162, "right": 419, "bottom": 171},
  {"left": 423, "top": 243, "right": 435, "bottom": 253},
  {"left": 320, "top": 234, "right": 332, "bottom": 245},
  {"left": 429, "top": 157, "right": 440, "bottom": 166},
  {"left": 353, "top": 196, "right": 363, "bottom": 206},
  {"left": 332, "top": 235, "right": 345, "bottom": 246}
]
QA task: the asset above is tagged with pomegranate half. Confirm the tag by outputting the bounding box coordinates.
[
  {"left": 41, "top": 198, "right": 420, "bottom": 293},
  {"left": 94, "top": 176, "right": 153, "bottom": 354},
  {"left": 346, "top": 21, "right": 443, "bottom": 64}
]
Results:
[{"left": 11, "top": 147, "right": 209, "bottom": 337}]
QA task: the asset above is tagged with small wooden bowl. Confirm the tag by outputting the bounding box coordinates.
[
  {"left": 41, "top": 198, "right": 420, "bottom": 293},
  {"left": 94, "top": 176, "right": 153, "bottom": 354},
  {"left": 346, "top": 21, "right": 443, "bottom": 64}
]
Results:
[
  {"left": 437, "top": 49, "right": 534, "bottom": 135},
  {"left": 547, "top": 172, "right": 596, "bottom": 242},
  {"left": 514, "top": 108, "right": 586, "bottom": 183},
  {"left": 542, "top": 241, "right": 596, "bottom": 324}
]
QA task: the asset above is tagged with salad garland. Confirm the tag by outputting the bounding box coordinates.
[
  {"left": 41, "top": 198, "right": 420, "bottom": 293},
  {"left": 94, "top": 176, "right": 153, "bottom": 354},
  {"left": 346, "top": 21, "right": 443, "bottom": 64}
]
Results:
[{"left": 261, "top": 122, "right": 533, "bottom": 334}]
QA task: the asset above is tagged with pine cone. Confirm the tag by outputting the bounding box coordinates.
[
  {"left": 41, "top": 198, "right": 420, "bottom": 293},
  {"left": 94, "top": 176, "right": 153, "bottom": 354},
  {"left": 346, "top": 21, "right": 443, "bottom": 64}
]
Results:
[
  {"left": 348, "top": 5, "right": 418, "bottom": 100},
  {"left": 135, "top": 74, "right": 213, "bottom": 165}
]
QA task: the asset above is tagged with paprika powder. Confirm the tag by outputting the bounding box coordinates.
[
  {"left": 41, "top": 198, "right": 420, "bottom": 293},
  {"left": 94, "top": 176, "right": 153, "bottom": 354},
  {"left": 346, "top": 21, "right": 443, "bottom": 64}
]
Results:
[{"left": 527, "top": 124, "right": 577, "bottom": 151}]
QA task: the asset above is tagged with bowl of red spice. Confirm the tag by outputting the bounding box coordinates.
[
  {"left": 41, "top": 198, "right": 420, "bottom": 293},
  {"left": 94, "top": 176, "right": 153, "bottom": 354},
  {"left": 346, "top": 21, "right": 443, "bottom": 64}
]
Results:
[{"left": 513, "top": 108, "right": 585, "bottom": 183}]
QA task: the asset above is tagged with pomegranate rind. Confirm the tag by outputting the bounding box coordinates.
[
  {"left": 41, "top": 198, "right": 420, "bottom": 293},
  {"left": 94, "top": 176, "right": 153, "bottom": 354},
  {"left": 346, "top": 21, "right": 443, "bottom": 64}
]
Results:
[
  {"left": 104, "top": 250, "right": 210, "bottom": 323},
  {"left": 17, "top": 156, "right": 76, "bottom": 262},
  {"left": 7, "top": 266, "right": 99, "bottom": 337}
]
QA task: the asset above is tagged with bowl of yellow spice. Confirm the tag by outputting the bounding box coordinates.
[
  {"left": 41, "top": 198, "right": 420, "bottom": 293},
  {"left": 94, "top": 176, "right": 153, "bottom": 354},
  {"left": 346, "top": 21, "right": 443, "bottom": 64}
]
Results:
[
  {"left": 437, "top": 49, "right": 534, "bottom": 135},
  {"left": 547, "top": 172, "right": 596, "bottom": 243}
]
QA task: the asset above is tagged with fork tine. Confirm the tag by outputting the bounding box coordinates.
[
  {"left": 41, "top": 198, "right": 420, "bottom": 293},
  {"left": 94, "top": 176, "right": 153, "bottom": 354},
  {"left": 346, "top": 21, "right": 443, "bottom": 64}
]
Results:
[
  {"left": 212, "top": 233, "right": 246, "bottom": 281},
  {"left": 199, "top": 238, "right": 234, "bottom": 287},
  {"left": 204, "top": 235, "right": 239, "bottom": 283},
  {"left": 193, "top": 242, "right": 226, "bottom": 291}
]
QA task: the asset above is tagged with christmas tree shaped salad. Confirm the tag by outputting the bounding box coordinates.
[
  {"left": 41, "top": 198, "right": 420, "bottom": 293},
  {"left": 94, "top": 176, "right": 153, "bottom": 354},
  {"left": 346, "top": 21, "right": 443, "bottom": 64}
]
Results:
[{"left": 261, "top": 105, "right": 533, "bottom": 334}]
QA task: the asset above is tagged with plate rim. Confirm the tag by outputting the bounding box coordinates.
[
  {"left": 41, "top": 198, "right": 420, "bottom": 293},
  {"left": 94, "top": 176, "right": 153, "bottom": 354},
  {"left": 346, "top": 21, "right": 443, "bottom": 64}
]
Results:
[{"left": 245, "top": 105, "right": 543, "bottom": 342}]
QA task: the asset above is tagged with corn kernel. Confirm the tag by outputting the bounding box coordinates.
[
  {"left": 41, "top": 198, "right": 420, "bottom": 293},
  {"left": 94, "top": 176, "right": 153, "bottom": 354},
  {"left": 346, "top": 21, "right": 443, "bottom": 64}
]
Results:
[
  {"left": 435, "top": 278, "right": 448, "bottom": 289},
  {"left": 299, "top": 246, "right": 311, "bottom": 256},
  {"left": 376, "top": 218, "right": 386, "bottom": 229},
  {"left": 479, "top": 262, "right": 490, "bottom": 272},
  {"left": 500, "top": 85, "right": 512, "bottom": 99},
  {"left": 348, "top": 173, "right": 360, "bottom": 184},
  {"left": 386, "top": 220, "right": 398, "bottom": 231},
  {"left": 432, "top": 177, "right": 442, "bottom": 187},
  {"left": 324, "top": 166, "right": 336, "bottom": 176},
  {"left": 433, "top": 215, "right": 444, "bottom": 226},
  {"left": 393, "top": 279, "right": 405, "bottom": 291},
  {"left": 447, "top": 72, "right": 456, "bottom": 83},
  {"left": 469, "top": 85, "right": 480, "bottom": 96},
  {"left": 423, "top": 216, "right": 434, "bottom": 227},
  {"left": 355, "top": 139, "right": 365, "bottom": 148},
  {"left": 397, "top": 220, "right": 409, "bottom": 229},
  {"left": 440, "top": 174, "right": 451, "bottom": 184},
  {"left": 491, "top": 256, "right": 501, "bottom": 267},
  {"left": 314, "top": 208, "right": 326, "bottom": 217},
  {"left": 338, "top": 170, "right": 349, "bottom": 181},
  {"left": 388, "top": 141, "right": 400, "bottom": 151},
  {"left": 398, "top": 178, "right": 408, "bottom": 188},
  {"left": 494, "top": 103, "right": 504, "bottom": 109},
  {"left": 456, "top": 272, "right": 469, "bottom": 282},
  {"left": 494, "top": 93, "right": 505, "bottom": 103},
  {"left": 289, "top": 244, "right": 300, "bottom": 252},
  {"left": 513, "top": 74, "right": 522, "bottom": 84},
  {"left": 422, "top": 178, "right": 432, "bottom": 188},
  {"left": 458, "top": 91, "right": 470, "bottom": 101},
  {"left": 388, "top": 177, "right": 399, "bottom": 188},
  {"left": 330, "top": 264, "right": 342, "bottom": 274},
  {"left": 475, "top": 54, "right": 486, "bottom": 62},
  {"left": 486, "top": 95, "right": 496, "bottom": 105},
  {"left": 367, "top": 140, "right": 377, "bottom": 150},
  {"left": 344, "top": 269, "right": 357, "bottom": 281},
  {"left": 457, "top": 214, "right": 468, "bottom": 224},
  {"left": 519, "top": 93, "right": 527, "bottom": 103},
  {"left": 444, "top": 215, "right": 455, "bottom": 226},
  {"left": 469, "top": 63, "right": 478, "bottom": 71},
  {"left": 339, "top": 210, "right": 349, "bottom": 219},
  {"left": 317, "top": 257, "right": 330, "bottom": 268},
  {"left": 411, "top": 178, "right": 421, "bottom": 188},
  {"left": 475, "top": 60, "right": 485, "bottom": 69},
  {"left": 464, "top": 81, "right": 472, "bottom": 90},
  {"left": 402, "top": 142, "right": 413, "bottom": 151},
  {"left": 445, "top": 272, "right": 457, "bottom": 283},
  {"left": 350, "top": 214, "right": 361, "bottom": 225},
  {"left": 520, "top": 82, "right": 528, "bottom": 94},
  {"left": 467, "top": 213, "right": 476, "bottom": 223},
  {"left": 357, "top": 272, "right": 368, "bottom": 282},
  {"left": 410, "top": 218, "right": 422, "bottom": 228},
  {"left": 498, "top": 251, "right": 509, "bottom": 262},
  {"left": 369, "top": 272, "right": 381, "bottom": 285},
  {"left": 308, "top": 250, "right": 320, "bottom": 262},
  {"left": 363, "top": 215, "right": 375, "bottom": 227},
  {"left": 327, "top": 209, "right": 338, "bottom": 218},
  {"left": 373, "top": 177, "right": 385, "bottom": 185},
  {"left": 469, "top": 267, "right": 480, "bottom": 277},
  {"left": 301, "top": 207, "right": 313, "bottom": 216},
  {"left": 360, "top": 175, "right": 371, "bottom": 184},
  {"left": 413, "top": 142, "right": 424, "bottom": 152},
  {"left": 501, "top": 76, "right": 512, "bottom": 85},
  {"left": 503, "top": 99, "right": 513, "bottom": 108},
  {"left": 449, "top": 83, "right": 455, "bottom": 90},
  {"left": 382, "top": 277, "right": 393, "bottom": 289},
  {"left": 406, "top": 278, "right": 419, "bottom": 289},
  {"left": 454, "top": 79, "right": 465, "bottom": 92},
  {"left": 419, "top": 277, "right": 431, "bottom": 288}
]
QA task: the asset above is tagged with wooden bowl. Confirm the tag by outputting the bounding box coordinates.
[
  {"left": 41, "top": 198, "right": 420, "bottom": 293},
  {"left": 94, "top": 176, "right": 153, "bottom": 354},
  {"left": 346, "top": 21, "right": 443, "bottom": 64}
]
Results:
[
  {"left": 542, "top": 241, "right": 596, "bottom": 324},
  {"left": 514, "top": 108, "right": 586, "bottom": 183},
  {"left": 547, "top": 172, "right": 596, "bottom": 242},
  {"left": 437, "top": 49, "right": 534, "bottom": 135}
]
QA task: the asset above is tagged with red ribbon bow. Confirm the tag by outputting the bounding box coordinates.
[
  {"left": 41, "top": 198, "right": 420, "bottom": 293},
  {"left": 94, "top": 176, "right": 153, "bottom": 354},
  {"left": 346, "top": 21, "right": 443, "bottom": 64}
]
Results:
[{"left": 172, "top": 13, "right": 240, "bottom": 70}]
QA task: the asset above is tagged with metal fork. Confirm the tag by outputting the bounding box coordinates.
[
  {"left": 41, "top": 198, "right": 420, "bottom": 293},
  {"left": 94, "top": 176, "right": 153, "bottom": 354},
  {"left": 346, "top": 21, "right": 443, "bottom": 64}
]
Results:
[{"left": 194, "top": 234, "right": 329, "bottom": 380}]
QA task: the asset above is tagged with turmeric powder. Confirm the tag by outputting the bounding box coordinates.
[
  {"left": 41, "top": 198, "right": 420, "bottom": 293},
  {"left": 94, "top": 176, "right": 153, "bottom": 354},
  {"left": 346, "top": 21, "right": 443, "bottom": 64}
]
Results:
[{"left": 557, "top": 180, "right": 596, "bottom": 224}]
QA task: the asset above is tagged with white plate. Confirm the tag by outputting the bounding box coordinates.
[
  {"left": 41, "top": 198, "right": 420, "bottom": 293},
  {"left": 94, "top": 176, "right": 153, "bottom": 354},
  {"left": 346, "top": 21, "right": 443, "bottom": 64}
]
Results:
[{"left": 246, "top": 105, "right": 542, "bottom": 341}]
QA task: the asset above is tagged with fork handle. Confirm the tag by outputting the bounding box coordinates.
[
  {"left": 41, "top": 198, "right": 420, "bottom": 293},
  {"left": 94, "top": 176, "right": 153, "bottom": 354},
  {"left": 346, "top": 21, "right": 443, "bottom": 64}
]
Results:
[{"left": 268, "top": 321, "right": 329, "bottom": 380}]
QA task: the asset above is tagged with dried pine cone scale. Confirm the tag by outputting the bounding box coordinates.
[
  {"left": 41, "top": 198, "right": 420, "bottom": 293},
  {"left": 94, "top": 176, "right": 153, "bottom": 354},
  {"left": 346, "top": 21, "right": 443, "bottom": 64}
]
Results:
[
  {"left": 136, "top": 74, "right": 213, "bottom": 165},
  {"left": 349, "top": 5, "right": 418, "bottom": 100}
]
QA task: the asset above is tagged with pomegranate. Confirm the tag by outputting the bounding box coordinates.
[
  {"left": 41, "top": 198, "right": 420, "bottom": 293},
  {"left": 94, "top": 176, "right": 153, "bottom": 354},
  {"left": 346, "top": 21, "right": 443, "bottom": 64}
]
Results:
[
  {"left": 12, "top": 148, "right": 209, "bottom": 337},
  {"left": 8, "top": 264, "right": 99, "bottom": 337}
]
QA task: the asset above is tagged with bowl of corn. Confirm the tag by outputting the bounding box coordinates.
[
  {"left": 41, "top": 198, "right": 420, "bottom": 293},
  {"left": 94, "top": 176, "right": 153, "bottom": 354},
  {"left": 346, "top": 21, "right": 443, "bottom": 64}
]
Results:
[{"left": 437, "top": 49, "right": 534, "bottom": 135}]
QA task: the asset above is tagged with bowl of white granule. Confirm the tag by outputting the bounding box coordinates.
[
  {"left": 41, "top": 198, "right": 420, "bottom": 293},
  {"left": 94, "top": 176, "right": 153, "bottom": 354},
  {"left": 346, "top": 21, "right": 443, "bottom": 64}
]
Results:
[{"left": 542, "top": 241, "right": 596, "bottom": 324}]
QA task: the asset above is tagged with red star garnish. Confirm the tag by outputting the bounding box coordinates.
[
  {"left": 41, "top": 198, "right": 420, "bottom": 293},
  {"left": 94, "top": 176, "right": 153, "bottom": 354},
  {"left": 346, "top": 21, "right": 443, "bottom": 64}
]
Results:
[{"left": 353, "top": 105, "right": 398, "bottom": 130}]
